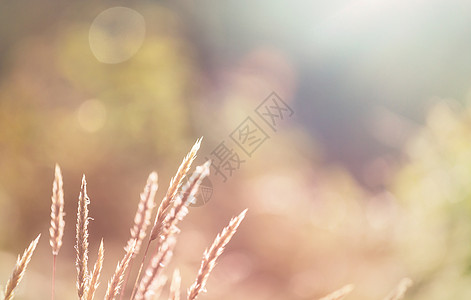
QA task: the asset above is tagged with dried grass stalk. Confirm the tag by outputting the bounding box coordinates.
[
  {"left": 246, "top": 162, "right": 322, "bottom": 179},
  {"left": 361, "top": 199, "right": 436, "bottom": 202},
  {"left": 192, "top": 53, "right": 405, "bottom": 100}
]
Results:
[
  {"left": 127, "top": 172, "right": 158, "bottom": 255},
  {"left": 383, "top": 278, "right": 413, "bottom": 300},
  {"left": 120, "top": 172, "right": 159, "bottom": 300},
  {"left": 150, "top": 138, "right": 202, "bottom": 241},
  {"left": 76, "top": 175, "right": 90, "bottom": 299},
  {"left": 319, "top": 284, "right": 354, "bottom": 300},
  {"left": 132, "top": 142, "right": 205, "bottom": 300},
  {"left": 159, "top": 161, "right": 211, "bottom": 245},
  {"left": 49, "top": 164, "right": 65, "bottom": 256},
  {"left": 187, "top": 209, "right": 248, "bottom": 300},
  {"left": 169, "top": 269, "right": 181, "bottom": 300},
  {"left": 105, "top": 240, "right": 136, "bottom": 300},
  {"left": 4, "top": 234, "right": 41, "bottom": 300},
  {"left": 87, "top": 239, "right": 105, "bottom": 300},
  {"left": 135, "top": 237, "right": 176, "bottom": 300}
]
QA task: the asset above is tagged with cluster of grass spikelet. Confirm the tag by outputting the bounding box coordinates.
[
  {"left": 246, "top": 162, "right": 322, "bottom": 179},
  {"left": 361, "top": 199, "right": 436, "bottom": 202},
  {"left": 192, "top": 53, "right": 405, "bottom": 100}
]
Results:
[
  {"left": 1, "top": 137, "right": 413, "bottom": 300},
  {"left": 1, "top": 138, "right": 248, "bottom": 300}
]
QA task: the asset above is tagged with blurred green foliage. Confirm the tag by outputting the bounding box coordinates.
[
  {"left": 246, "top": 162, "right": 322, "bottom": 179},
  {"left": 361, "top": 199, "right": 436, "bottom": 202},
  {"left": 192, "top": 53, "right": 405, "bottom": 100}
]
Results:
[{"left": 392, "top": 100, "right": 471, "bottom": 300}]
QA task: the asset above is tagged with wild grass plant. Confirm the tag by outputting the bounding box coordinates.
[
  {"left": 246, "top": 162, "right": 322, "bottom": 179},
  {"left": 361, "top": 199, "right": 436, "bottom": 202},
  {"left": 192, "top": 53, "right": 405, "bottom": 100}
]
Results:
[
  {"left": 1, "top": 138, "right": 412, "bottom": 300},
  {"left": 1, "top": 138, "right": 246, "bottom": 300}
]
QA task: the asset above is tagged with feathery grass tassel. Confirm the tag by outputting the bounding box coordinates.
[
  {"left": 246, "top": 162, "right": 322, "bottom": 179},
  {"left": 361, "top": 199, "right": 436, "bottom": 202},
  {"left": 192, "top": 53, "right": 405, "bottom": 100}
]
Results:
[
  {"left": 120, "top": 172, "right": 158, "bottom": 300},
  {"left": 49, "top": 164, "right": 65, "bottom": 300},
  {"left": 150, "top": 137, "right": 202, "bottom": 241},
  {"left": 128, "top": 172, "right": 159, "bottom": 254},
  {"left": 4, "top": 234, "right": 41, "bottom": 300},
  {"left": 87, "top": 239, "right": 104, "bottom": 300},
  {"left": 135, "top": 237, "right": 175, "bottom": 300},
  {"left": 131, "top": 160, "right": 211, "bottom": 300},
  {"left": 158, "top": 160, "right": 211, "bottom": 244},
  {"left": 383, "top": 278, "right": 413, "bottom": 300},
  {"left": 319, "top": 284, "right": 354, "bottom": 300},
  {"left": 169, "top": 269, "right": 181, "bottom": 300},
  {"left": 131, "top": 138, "right": 204, "bottom": 300},
  {"left": 76, "top": 175, "right": 90, "bottom": 299},
  {"left": 105, "top": 240, "right": 136, "bottom": 300},
  {"left": 187, "top": 209, "right": 248, "bottom": 300}
]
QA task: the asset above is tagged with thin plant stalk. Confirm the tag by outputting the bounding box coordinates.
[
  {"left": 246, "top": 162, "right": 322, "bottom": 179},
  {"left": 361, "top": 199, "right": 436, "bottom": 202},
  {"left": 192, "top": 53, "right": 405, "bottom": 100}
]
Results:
[
  {"left": 130, "top": 138, "right": 203, "bottom": 300},
  {"left": 4, "top": 234, "right": 41, "bottom": 300},
  {"left": 187, "top": 209, "right": 247, "bottom": 300},
  {"left": 52, "top": 255, "right": 57, "bottom": 300},
  {"left": 105, "top": 240, "right": 136, "bottom": 300},
  {"left": 319, "top": 284, "right": 354, "bottom": 300},
  {"left": 50, "top": 164, "right": 65, "bottom": 300},
  {"left": 87, "top": 239, "right": 105, "bottom": 300},
  {"left": 134, "top": 237, "right": 175, "bottom": 300},
  {"left": 129, "top": 239, "right": 152, "bottom": 300},
  {"left": 150, "top": 137, "right": 202, "bottom": 241},
  {"left": 119, "top": 172, "right": 158, "bottom": 300},
  {"left": 131, "top": 161, "right": 210, "bottom": 300},
  {"left": 76, "top": 175, "right": 90, "bottom": 299},
  {"left": 383, "top": 278, "right": 413, "bottom": 300}
]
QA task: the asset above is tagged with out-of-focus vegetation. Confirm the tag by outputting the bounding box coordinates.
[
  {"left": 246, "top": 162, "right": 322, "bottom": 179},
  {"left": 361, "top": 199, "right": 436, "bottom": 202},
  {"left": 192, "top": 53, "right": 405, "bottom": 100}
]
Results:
[
  {"left": 392, "top": 100, "right": 471, "bottom": 300},
  {"left": 2, "top": 1, "right": 471, "bottom": 299}
]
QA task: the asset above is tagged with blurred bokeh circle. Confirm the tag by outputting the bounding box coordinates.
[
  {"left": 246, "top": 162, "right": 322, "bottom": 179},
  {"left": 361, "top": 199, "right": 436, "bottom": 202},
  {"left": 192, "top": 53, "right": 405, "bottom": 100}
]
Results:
[{"left": 89, "top": 6, "right": 145, "bottom": 64}]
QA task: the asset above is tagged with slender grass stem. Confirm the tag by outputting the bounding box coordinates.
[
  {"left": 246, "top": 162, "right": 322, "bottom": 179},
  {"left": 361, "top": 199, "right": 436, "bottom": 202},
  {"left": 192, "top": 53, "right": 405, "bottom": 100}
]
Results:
[
  {"left": 119, "top": 255, "right": 135, "bottom": 300},
  {"left": 130, "top": 240, "right": 151, "bottom": 300},
  {"left": 52, "top": 254, "right": 57, "bottom": 300}
]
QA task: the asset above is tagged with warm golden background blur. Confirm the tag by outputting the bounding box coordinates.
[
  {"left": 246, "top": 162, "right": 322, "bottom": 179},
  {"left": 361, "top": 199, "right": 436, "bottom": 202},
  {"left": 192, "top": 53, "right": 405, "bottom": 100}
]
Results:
[{"left": 2, "top": 0, "right": 471, "bottom": 299}]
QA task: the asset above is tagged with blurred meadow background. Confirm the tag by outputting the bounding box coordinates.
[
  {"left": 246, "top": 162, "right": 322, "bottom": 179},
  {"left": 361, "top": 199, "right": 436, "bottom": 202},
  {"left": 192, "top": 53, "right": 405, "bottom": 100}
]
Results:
[{"left": 2, "top": 0, "right": 471, "bottom": 299}]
